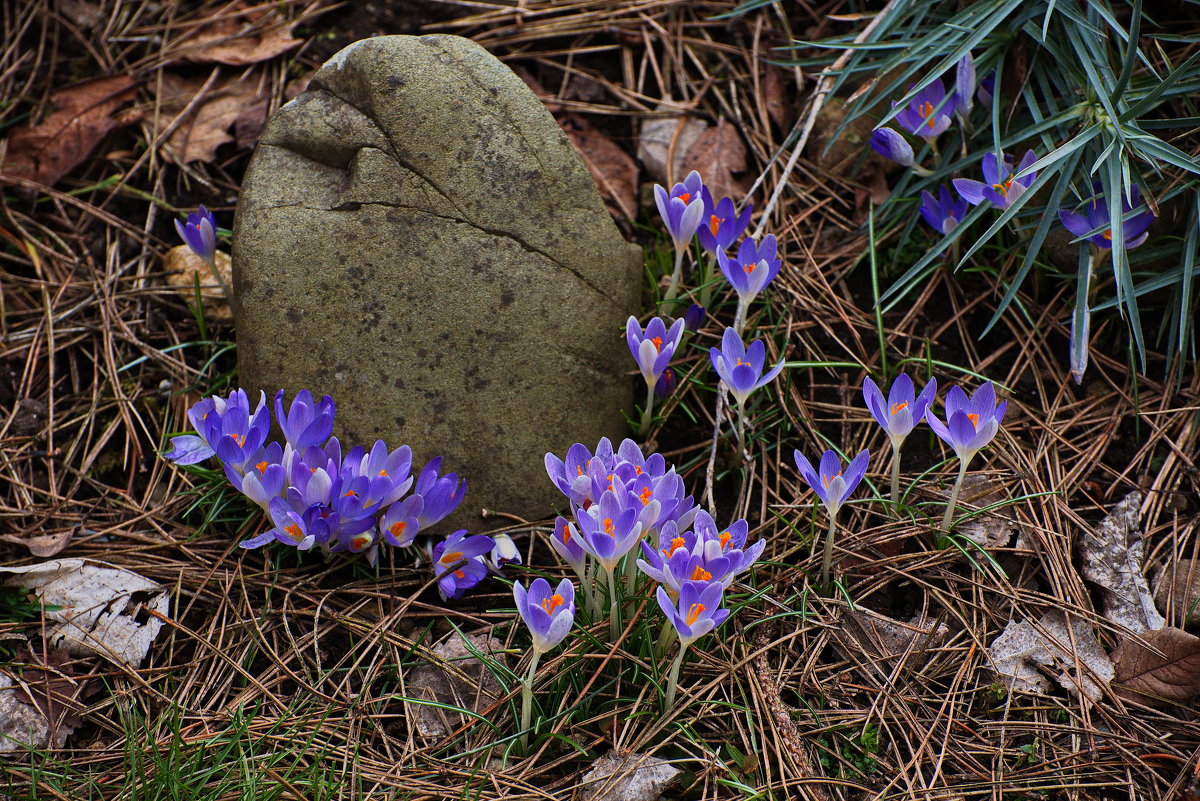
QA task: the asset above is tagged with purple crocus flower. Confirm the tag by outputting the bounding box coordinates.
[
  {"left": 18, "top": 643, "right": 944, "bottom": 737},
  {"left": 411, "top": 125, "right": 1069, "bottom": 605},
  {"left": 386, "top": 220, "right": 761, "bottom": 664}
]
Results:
[
  {"left": 514, "top": 577, "right": 575, "bottom": 654},
  {"left": 653, "top": 170, "right": 706, "bottom": 250},
  {"left": 978, "top": 71, "right": 996, "bottom": 106},
  {"left": 655, "top": 367, "right": 677, "bottom": 399},
  {"left": 273, "top": 389, "right": 335, "bottom": 451},
  {"left": 164, "top": 388, "right": 268, "bottom": 467},
  {"left": 573, "top": 492, "right": 644, "bottom": 572},
  {"left": 684, "top": 304, "right": 706, "bottom": 332},
  {"left": 955, "top": 54, "right": 975, "bottom": 116},
  {"left": 894, "top": 80, "right": 955, "bottom": 139},
  {"left": 432, "top": 530, "right": 495, "bottom": 600},
  {"left": 656, "top": 581, "right": 729, "bottom": 648},
  {"left": 237, "top": 441, "right": 289, "bottom": 509},
  {"left": 341, "top": 440, "right": 414, "bottom": 508},
  {"left": 718, "top": 235, "right": 782, "bottom": 310},
  {"left": 1059, "top": 183, "right": 1155, "bottom": 249},
  {"left": 863, "top": 374, "right": 937, "bottom": 446},
  {"left": 919, "top": 186, "right": 969, "bottom": 235},
  {"left": 870, "top": 128, "right": 915, "bottom": 167},
  {"left": 953, "top": 150, "right": 1038, "bottom": 209},
  {"left": 412, "top": 457, "right": 466, "bottom": 529},
  {"left": 709, "top": 327, "right": 785, "bottom": 407},
  {"left": 793, "top": 449, "right": 870, "bottom": 519},
  {"left": 240, "top": 496, "right": 335, "bottom": 551},
  {"left": 174, "top": 206, "right": 217, "bottom": 266},
  {"left": 379, "top": 494, "right": 422, "bottom": 547},
  {"left": 549, "top": 515, "right": 587, "bottom": 578},
  {"left": 925, "top": 382, "right": 1006, "bottom": 464},
  {"left": 627, "top": 315, "right": 685, "bottom": 388},
  {"left": 696, "top": 191, "right": 752, "bottom": 254},
  {"left": 638, "top": 512, "right": 763, "bottom": 594}
]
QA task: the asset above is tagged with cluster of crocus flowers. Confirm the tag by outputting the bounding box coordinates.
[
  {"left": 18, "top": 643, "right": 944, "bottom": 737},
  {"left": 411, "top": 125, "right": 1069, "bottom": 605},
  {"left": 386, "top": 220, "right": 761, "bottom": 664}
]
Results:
[
  {"left": 543, "top": 437, "right": 760, "bottom": 706},
  {"left": 164, "top": 388, "right": 488, "bottom": 598}
]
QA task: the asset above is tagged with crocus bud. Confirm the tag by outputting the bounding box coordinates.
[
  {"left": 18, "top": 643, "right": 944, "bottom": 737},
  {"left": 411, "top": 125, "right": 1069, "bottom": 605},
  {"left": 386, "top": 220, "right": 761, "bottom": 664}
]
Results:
[
  {"left": 488, "top": 532, "right": 521, "bottom": 572},
  {"left": 684, "top": 304, "right": 706, "bottom": 332},
  {"left": 869, "top": 128, "right": 915, "bottom": 167}
]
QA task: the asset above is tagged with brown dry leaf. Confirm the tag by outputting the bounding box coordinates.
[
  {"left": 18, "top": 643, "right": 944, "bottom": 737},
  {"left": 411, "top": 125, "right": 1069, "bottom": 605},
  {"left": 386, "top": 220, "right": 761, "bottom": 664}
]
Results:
[
  {"left": 560, "top": 114, "right": 637, "bottom": 220},
  {"left": 154, "top": 72, "right": 268, "bottom": 163},
  {"left": 176, "top": 2, "right": 301, "bottom": 66},
  {"left": 762, "top": 65, "right": 792, "bottom": 131},
  {"left": 1112, "top": 627, "right": 1200, "bottom": 707},
  {"left": 680, "top": 118, "right": 747, "bottom": 202},
  {"left": 1155, "top": 558, "right": 1200, "bottom": 626},
  {"left": 0, "top": 528, "right": 73, "bottom": 558},
  {"left": 636, "top": 103, "right": 707, "bottom": 184},
  {"left": 163, "top": 246, "right": 234, "bottom": 321},
  {"left": 0, "top": 75, "right": 140, "bottom": 187}
]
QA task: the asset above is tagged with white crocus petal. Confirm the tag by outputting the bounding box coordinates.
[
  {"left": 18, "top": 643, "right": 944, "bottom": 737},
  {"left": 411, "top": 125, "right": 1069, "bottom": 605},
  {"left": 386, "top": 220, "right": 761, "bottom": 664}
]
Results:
[{"left": 638, "top": 339, "right": 659, "bottom": 383}]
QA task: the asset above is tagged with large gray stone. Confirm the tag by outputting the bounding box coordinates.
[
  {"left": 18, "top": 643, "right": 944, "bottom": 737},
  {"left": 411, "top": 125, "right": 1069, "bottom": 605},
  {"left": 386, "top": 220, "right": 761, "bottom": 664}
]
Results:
[{"left": 232, "top": 35, "right": 640, "bottom": 530}]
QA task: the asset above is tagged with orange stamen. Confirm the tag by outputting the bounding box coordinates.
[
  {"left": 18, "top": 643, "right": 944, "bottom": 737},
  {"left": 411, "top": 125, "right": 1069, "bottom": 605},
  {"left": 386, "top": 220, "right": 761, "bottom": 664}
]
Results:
[
  {"left": 639, "top": 487, "right": 653, "bottom": 505},
  {"left": 709, "top": 215, "right": 720, "bottom": 236},
  {"left": 229, "top": 433, "right": 246, "bottom": 447},
  {"left": 691, "top": 566, "right": 712, "bottom": 581},
  {"left": 651, "top": 336, "right": 663, "bottom": 352},
  {"left": 560, "top": 524, "right": 571, "bottom": 544},
  {"left": 603, "top": 518, "right": 615, "bottom": 536},
  {"left": 919, "top": 101, "right": 937, "bottom": 128},
  {"left": 352, "top": 535, "right": 370, "bottom": 550},
  {"left": 822, "top": 470, "right": 843, "bottom": 489},
  {"left": 967, "top": 412, "right": 979, "bottom": 428},
  {"left": 389, "top": 520, "right": 407, "bottom": 538},
  {"left": 284, "top": 523, "right": 303, "bottom": 542},
  {"left": 685, "top": 603, "right": 706, "bottom": 626},
  {"left": 678, "top": 192, "right": 691, "bottom": 203},
  {"left": 662, "top": 536, "right": 686, "bottom": 557},
  {"left": 440, "top": 550, "right": 463, "bottom": 565},
  {"left": 540, "top": 594, "right": 565, "bottom": 615},
  {"left": 743, "top": 263, "right": 756, "bottom": 274},
  {"left": 719, "top": 531, "right": 732, "bottom": 550},
  {"left": 891, "top": 401, "right": 908, "bottom": 417},
  {"left": 256, "top": 460, "right": 268, "bottom": 474}
]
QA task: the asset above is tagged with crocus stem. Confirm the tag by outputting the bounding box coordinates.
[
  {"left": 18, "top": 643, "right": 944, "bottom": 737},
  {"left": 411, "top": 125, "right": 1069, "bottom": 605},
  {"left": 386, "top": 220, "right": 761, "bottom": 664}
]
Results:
[
  {"left": 735, "top": 404, "right": 747, "bottom": 463},
  {"left": 664, "top": 249, "right": 685, "bottom": 301},
  {"left": 519, "top": 649, "right": 542, "bottom": 752},
  {"left": 664, "top": 643, "right": 689, "bottom": 710},
  {"left": 699, "top": 254, "right": 718, "bottom": 308},
  {"left": 607, "top": 567, "right": 620, "bottom": 641},
  {"left": 203, "top": 256, "right": 231, "bottom": 304},
  {"left": 733, "top": 297, "right": 747, "bottom": 336},
  {"left": 655, "top": 619, "right": 677, "bottom": 658},
  {"left": 820, "top": 514, "right": 838, "bottom": 587},
  {"left": 638, "top": 382, "right": 655, "bottom": 438},
  {"left": 940, "top": 458, "right": 970, "bottom": 533},
  {"left": 889, "top": 440, "right": 902, "bottom": 510}
]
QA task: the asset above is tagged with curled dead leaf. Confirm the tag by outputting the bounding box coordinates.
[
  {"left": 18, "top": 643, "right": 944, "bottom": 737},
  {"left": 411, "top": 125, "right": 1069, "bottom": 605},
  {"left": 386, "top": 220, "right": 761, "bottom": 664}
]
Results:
[
  {"left": 637, "top": 103, "right": 707, "bottom": 184},
  {"left": 0, "top": 528, "right": 73, "bottom": 558},
  {"left": 173, "top": 2, "right": 301, "bottom": 66},
  {"left": 153, "top": 72, "right": 269, "bottom": 164},
  {"left": 680, "top": 118, "right": 748, "bottom": 203},
  {"left": 1080, "top": 491, "right": 1164, "bottom": 634},
  {"left": 1112, "top": 626, "right": 1200, "bottom": 707},
  {"left": 1, "top": 75, "right": 140, "bottom": 187},
  {"left": 163, "top": 245, "right": 234, "bottom": 322}
]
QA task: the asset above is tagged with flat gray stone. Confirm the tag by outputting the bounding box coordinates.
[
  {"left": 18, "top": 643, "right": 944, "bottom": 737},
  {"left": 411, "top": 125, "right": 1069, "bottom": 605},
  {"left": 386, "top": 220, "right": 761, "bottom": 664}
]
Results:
[{"left": 232, "top": 35, "right": 640, "bottom": 530}]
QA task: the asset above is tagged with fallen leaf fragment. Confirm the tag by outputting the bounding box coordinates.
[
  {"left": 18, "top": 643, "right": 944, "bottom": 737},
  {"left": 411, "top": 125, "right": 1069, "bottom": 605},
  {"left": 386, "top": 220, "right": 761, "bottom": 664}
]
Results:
[
  {"left": 0, "top": 673, "right": 69, "bottom": 753},
  {"left": 1112, "top": 626, "right": 1200, "bottom": 707},
  {"left": 175, "top": 2, "right": 301, "bottom": 66},
  {"left": 1154, "top": 558, "right": 1200, "bottom": 626},
  {"left": 405, "top": 632, "right": 507, "bottom": 740},
  {"left": 680, "top": 118, "right": 748, "bottom": 202},
  {"left": 1080, "top": 491, "right": 1164, "bottom": 634},
  {"left": 580, "top": 751, "right": 681, "bottom": 801},
  {"left": 1, "top": 75, "right": 140, "bottom": 187},
  {"left": 988, "top": 610, "right": 1113, "bottom": 703},
  {"left": 946, "top": 475, "right": 1015, "bottom": 549},
  {"left": 762, "top": 65, "right": 793, "bottom": 131},
  {"left": 560, "top": 114, "right": 638, "bottom": 220},
  {"left": 0, "top": 559, "right": 169, "bottom": 668},
  {"left": 835, "top": 608, "right": 949, "bottom": 670},
  {"left": 154, "top": 72, "right": 269, "bottom": 164},
  {"left": 163, "top": 246, "right": 234, "bottom": 321},
  {"left": 0, "top": 527, "right": 73, "bottom": 558},
  {"left": 637, "top": 103, "right": 707, "bottom": 184}
]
